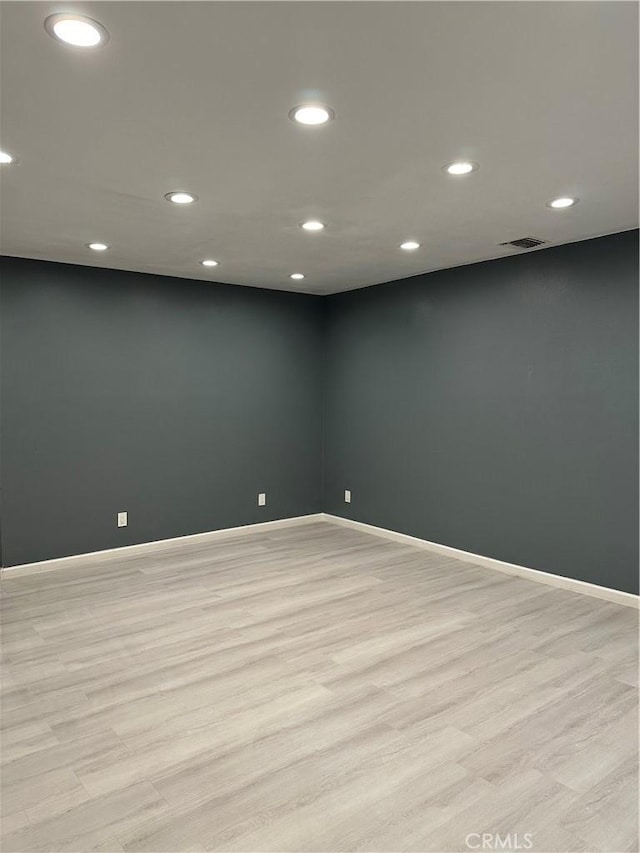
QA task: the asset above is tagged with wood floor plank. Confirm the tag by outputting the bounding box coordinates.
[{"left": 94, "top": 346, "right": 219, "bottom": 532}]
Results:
[{"left": 1, "top": 520, "right": 637, "bottom": 852}]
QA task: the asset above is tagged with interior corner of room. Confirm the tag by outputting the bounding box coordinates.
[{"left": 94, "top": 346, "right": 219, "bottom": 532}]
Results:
[
  {"left": 0, "top": 3, "right": 638, "bottom": 851},
  {"left": 2, "top": 229, "right": 638, "bottom": 598}
]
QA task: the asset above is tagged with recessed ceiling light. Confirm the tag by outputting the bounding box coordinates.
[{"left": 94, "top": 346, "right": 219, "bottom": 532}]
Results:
[
  {"left": 201, "top": 259, "right": 219, "bottom": 267},
  {"left": 86, "top": 242, "right": 109, "bottom": 251},
  {"left": 0, "top": 150, "right": 16, "bottom": 164},
  {"left": 443, "top": 161, "right": 478, "bottom": 176},
  {"left": 289, "top": 105, "right": 335, "bottom": 126},
  {"left": 290, "top": 273, "right": 305, "bottom": 280},
  {"left": 400, "top": 241, "right": 421, "bottom": 251},
  {"left": 547, "top": 197, "right": 579, "bottom": 209},
  {"left": 301, "top": 220, "right": 325, "bottom": 232},
  {"left": 164, "top": 192, "right": 198, "bottom": 205},
  {"left": 45, "top": 14, "right": 109, "bottom": 48}
]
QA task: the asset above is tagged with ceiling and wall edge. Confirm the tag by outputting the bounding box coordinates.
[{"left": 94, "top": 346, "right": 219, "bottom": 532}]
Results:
[{"left": 3, "top": 224, "right": 638, "bottom": 298}]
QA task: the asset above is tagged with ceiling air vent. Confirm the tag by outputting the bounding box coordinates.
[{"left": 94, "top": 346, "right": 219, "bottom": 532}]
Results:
[{"left": 500, "top": 236, "right": 548, "bottom": 250}]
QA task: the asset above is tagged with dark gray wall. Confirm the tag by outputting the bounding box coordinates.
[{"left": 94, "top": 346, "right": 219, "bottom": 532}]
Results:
[
  {"left": 324, "top": 231, "right": 639, "bottom": 595},
  {"left": 2, "top": 233, "right": 638, "bottom": 593},
  {"left": 0, "top": 258, "right": 323, "bottom": 565}
]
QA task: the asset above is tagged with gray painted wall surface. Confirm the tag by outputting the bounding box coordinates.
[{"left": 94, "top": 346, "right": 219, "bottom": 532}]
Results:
[
  {"left": 0, "top": 258, "right": 323, "bottom": 565},
  {"left": 1, "top": 232, "right": 638, "bottom": 594},
  {"left": 324, "top": 231, "right": 639, "bottom": 595}
]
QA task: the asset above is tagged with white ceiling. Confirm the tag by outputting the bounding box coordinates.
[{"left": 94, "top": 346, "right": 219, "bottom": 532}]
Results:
[{"left": 1, "top": 1, "right": 638, "bottom": 295}]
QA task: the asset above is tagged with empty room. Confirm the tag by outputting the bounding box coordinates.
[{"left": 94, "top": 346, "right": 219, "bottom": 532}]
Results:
[{"left": 0, "top": 2, "right": 638, "bottom": 852}]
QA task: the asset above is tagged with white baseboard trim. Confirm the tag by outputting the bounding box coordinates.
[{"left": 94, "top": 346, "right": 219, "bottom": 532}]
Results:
[
  {"left": 4, "top": 512, "right": 637, "bottom": 609},
  {"left": 0, "top": 514, "right": 326, "bottom": 579},
  {"left": 322, "top": 514, "right": 639, "bottom": 610}
]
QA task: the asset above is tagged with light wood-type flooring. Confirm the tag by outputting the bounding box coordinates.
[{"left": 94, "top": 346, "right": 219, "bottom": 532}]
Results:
[{"left": 1, "top": 521, "right": 638, "bottom": 852}]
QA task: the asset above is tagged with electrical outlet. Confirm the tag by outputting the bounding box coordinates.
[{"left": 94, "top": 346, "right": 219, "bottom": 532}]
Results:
[
  {"left": 344, "top": 490, "right": 351, "bottom": 503},
  {"left": 117, "top": 511, "right": 128, "bottom": 527},
  {"left": 258, "top": 493, "right": 266, "bottom": 507}
]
